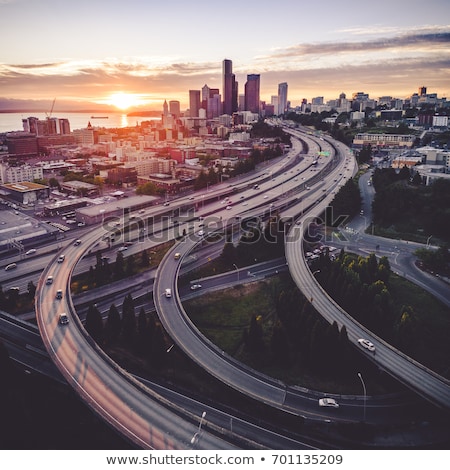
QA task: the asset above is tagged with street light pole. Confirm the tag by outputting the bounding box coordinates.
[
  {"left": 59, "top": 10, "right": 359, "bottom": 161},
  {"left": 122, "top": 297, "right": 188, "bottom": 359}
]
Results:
[
  {"left": 191, "top": 411, "right": 206, "bottom": 445},
  {"left": 233, "top": 263, "right": 239, "bottom": 281},
  {"left": 357, "top": 372, "right": 367, "bottom": 423}
]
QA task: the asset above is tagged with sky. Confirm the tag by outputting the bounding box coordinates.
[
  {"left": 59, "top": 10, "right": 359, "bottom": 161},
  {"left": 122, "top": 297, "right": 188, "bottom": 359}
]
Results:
[{"left": 0, "top": 0, "right": 449, "bottom": 112}]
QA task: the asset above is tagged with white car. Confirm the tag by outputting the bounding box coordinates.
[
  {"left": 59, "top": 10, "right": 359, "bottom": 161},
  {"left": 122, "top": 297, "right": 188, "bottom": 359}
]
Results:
[
  {"left": 190, "top": 284, "right": 202, "bottom": 291},
  {"left": 197, "top": 230, "right": 204, "bottom": 237},
  {"left": 25, "top": 249, "right": 36, "bottom": 255},
  {"left": 59, "top": 313, "right": 69, "bottom": 325},
  {"left": 319, "top": 398, "right": 339, "bottom": 408},
  {"left": 118, "top": 246, "right": 128, "bottom": 252},
  {"left": 358, "top": 338, "right": 376, "bottom": 352}
]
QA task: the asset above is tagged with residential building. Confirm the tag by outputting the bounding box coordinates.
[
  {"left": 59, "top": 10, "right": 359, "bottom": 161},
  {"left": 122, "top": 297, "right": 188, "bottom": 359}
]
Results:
[{"left": 0, "top": 162, "right": 43, "bottom": 184}]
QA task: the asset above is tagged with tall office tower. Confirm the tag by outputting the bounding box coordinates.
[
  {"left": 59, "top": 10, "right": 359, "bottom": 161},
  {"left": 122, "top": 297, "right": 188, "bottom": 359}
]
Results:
[
  {"left": 238, "top": 94, "right": 246, "bottom": 111},
  {"left": 419, "top": 86, "right": 427, "bottom": 96},
  {"left": 202, "top": 84, "right": 210, "bottom": 105},
  {"left": 169, "top": 100, "right": 180, "bottom": 118},
  {"left": 244, "top": 74, "right": 260, "bottom": 114},
  {"left": 163, "top": 100, "right": 169, "bottom": 116},
  {"left": 223, "top": 59, "right": 238, "bottom": 115},
  {"left": 278, "top": 82, "right": 288, "bottom": 115},
  {"left": 189, "top": 90, "right": 201, "bottom": 118}
]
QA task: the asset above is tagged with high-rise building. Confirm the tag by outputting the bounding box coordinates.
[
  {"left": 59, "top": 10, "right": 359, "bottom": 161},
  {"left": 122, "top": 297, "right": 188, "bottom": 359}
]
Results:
[
  {"left": 189, "top": 90, "right": 201, "bottom": 118},
  {"left": 222, "top": 59, "right": 237, "bottom": 115},
  {"left": 207, "top": 93, "right": 221, "bottom": 119},
  {"left": 169, "top": 100, "right": 180, "bottom": 117},
  {"left": 201, "top": 84, "right": 210, "bottom": 105},
  {"left": 163, "top": 100, "right": 169, "bottom": 116},
  {"left": 244, "top": 74, "right": 260, "bottom": 114},
  {"left": 58, "top": 118, "right": 71, "bottom": 135},
  {"left": 278, "top": 82, "right": 288, "bottom": 115},
  {"left": 419, "top": 86, "right": 427, "bottom": 96}
]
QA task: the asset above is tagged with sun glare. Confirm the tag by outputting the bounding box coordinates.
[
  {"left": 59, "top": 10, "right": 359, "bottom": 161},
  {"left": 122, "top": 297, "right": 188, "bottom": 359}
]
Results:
[{"left": 108, "top": 92, "right": 141, "bottom": 110}]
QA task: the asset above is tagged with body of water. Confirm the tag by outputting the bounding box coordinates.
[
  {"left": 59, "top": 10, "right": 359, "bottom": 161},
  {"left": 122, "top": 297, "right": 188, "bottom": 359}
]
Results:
[{"left": 0, "top": 112, "right": 159, "bottom": 134}]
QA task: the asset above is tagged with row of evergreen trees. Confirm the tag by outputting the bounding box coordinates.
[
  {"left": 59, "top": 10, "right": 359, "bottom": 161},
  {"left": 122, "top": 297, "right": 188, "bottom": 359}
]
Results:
[
  {"left": 309, "top": 249, "right": 445, "bottom": 367},
  {"left": 84, "top": 294, "right": 167, "bottom": 368},
  {"left": 241, "top": 275, "right": 363, "bottom": 379},
  {"left": 372, "top": 168, "right": 450, "bottom": 241}
]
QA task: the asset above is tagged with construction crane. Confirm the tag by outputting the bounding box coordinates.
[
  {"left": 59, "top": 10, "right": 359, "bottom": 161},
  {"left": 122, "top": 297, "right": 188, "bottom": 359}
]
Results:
[{"left": 45, "top": 98, "right": 56, "bottom": 119}]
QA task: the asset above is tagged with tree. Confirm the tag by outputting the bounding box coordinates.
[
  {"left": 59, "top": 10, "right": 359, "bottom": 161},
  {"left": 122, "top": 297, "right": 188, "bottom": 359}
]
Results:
[
  {"left": 395, "top": 305, "right": 419, "bottom": 355},
  {"left": 113, "top": 251, "right": 125, "bottom": 280},
  {"left": 245, "top": 314, "right": 264, "bottom": 352},
  {"left": 105, "top": 304, "right": 121, "bottom": 344},
  {"left": 85, "top": 303, "right": 103, "bottom": 344},
  {"left": 136, "top": 182, "right": 157, "bottom": 195},
  {"left": 140, "top": 249, "right": 150, "bottom": 268},
  {"left": 48, "top": 177, "right": 60, "bottom": 189},
  {"left": 271, "top": 322, "right": 290, "bottom": 363},
  {"left": 27, "top": 280, "right": 36, "bottom": 298},
  {"left": 121, "top": 294, "right": 136, "bottom": 344}
]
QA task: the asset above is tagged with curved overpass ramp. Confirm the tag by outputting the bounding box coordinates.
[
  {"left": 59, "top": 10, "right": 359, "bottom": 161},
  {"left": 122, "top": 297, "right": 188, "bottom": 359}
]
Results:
[{"left": 35, "top": 226, "right": 237, "bottom": 449}]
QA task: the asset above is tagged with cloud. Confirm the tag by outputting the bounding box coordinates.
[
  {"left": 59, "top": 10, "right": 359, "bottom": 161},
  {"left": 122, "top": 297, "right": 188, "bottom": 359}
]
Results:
[
  {"left": 260, "top": 31, "right": 450, "bottom": 62},
  {"left": 0, "top": 30, "right": 449, "bottom": 108}
]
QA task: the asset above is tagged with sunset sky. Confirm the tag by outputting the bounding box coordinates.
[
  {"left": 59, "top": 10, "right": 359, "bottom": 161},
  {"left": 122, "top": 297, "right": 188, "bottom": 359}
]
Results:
[{"left": 1, "top": 0, "right": 449, "bottom": 112}]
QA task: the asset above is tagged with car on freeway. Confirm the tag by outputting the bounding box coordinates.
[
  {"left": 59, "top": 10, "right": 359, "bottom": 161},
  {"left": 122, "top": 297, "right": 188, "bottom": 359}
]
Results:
[
  {"left": 118, "top": 246, "right": 128, "bottom": 252},
  {"left": 57, "top": 254, "right": 65, "bottom": 263},
  {"left": 197, "top": 230, "right": 204, "bottom": 237},
  {"left": 5, "top": 263, "right": 17, "bottom": 271},
  {"left": 226, "top": 205, "right": 232, "bottom": 210},
  {"left": 319, "top": 398, "right": 339, "bottom": 408},
  {"left": 73, "top": 239, "right": 82, "bottom": 246},
  {"left": 56, "top": 289, "right": 63, "bottom": 300},
  {"left": 25, "top": 249, "right": 37, "bottom": 255},
  {"left": 190, "top": 284, "right": 202, "bottom": 290},
  {"left": 46, "top": 275, "right": 53, "bottom": 285},
  {"left": 358, "top": 338, "right": 376, "bottom": 352},
  {"left": 165, "top": 288, "right": 172, "bottom": 298},
  {"left": 59, "top": 313, "right": 69, "bottom": 325}
]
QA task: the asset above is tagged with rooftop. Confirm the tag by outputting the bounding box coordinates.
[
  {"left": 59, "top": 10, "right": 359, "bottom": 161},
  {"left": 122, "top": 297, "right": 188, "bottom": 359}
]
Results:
[{"left": 2, "top": 181, "right": 48, "bottom": 192}]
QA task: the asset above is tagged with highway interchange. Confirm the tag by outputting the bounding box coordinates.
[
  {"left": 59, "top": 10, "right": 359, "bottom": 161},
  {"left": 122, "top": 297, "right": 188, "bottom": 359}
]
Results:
[{"left": 2, "top": 123, "right": 449, "bottom": 448}]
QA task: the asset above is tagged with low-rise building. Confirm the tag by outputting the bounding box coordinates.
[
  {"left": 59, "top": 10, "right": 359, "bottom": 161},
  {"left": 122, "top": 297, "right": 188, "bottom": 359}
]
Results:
[
  {"left": 353, "top": 133, "right": 416, "bottom": 148},
  {"left": 1, "top": 181, "right": 49, "bottom": 205}
]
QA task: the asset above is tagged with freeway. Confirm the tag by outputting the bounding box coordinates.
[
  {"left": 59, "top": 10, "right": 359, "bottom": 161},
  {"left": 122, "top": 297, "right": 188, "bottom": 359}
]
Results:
[
  {"left": 27, "top": 123, "right": 450, "bottom": 449},
  {"left": 1, "top": 312, "right": 317, "bottom": 450},
  {"left": 35, "top": 227, "right": 240, "bottom": 449},
  {"left": 32, "top": 135, "right": 325, "bottom": 449}
]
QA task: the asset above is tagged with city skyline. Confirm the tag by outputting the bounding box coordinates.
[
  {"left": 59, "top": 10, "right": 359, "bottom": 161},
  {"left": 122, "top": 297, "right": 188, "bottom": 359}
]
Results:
[{"left": 0, "top": 0, "right": 449, "bottom": 112}]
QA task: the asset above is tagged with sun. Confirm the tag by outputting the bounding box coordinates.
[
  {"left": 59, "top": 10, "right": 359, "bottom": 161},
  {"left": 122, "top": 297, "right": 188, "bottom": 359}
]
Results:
[{"left": 108, "top": 92, "right": 141, "bottom": 110}]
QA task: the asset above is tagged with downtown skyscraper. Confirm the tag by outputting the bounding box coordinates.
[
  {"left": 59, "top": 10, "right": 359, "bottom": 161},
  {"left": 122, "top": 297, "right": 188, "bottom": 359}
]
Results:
[
  {"left": 278, "top": 82, "right": 288, "bottom": 115},
  {"left": 222, "top": 59, "right": 238, "bottom": 116},
  {"left": 245, "top": 74, "right": 260, "bottom": 114}
]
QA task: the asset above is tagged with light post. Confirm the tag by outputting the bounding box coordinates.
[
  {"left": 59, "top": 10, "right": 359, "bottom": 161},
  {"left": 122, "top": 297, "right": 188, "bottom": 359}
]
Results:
[
  {"left": 191, "top": 411, "right": 206, "bottom": 445},
  {"left": 233, "top": 263, "right": 239, "bottom": 281},
  {"left": 357, "top": 372, "right": 367, "bottom": 423}
]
